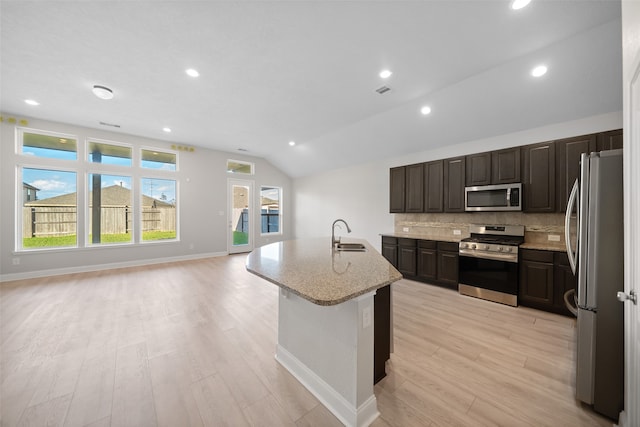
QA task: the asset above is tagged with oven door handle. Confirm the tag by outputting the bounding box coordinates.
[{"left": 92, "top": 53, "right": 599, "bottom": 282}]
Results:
[{"left": 459, "top": 250, "right": 518, "bottom": 263}]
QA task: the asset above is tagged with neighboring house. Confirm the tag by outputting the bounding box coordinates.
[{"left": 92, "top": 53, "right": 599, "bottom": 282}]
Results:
[{"left": 22, "top": 182, "right": 38, "bottom": 203}]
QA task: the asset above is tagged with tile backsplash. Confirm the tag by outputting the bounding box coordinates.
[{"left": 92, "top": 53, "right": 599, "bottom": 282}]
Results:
[{"left": 395, "top": 212, "right": 571, "bottom": 246}]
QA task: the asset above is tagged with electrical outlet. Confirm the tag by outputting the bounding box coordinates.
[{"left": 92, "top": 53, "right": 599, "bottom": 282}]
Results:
[
  {"left": 12, "top": 257, "right": 20, "bottom": 265},
  {"left": 548, "top": 234, "right": 561, "bottom": 242},
  {"left": 362, "top": 306, "right": 372, "bottom": 328},
  {"left": 402, "top": 227, "right": 409, "bottom": 232},
  {"left": 453, "top": 229, "right": 462, "bottom": 236}
]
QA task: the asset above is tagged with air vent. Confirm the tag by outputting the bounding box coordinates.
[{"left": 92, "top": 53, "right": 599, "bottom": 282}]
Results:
[
  {"left": 99, "top": 121, "right": 121, "bottom": 128},
  {"left": 375, "top": 86, "right": 392, "bottom": 94}
]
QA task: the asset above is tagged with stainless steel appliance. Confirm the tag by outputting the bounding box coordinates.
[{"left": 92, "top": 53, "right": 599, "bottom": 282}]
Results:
[
  {"left": 464, "top": 183, "right": 522, "bottom": 212},
  {"left": 458, "top": 224, "right": 524, "bottom": 306},
  {"left": 564, "top": 149, "right": 624, "bottom": 421}
]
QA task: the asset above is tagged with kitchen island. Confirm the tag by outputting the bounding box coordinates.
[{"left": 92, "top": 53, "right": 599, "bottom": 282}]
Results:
[{"left": 246, "top": 238, "right": 402, "bottom": 427}]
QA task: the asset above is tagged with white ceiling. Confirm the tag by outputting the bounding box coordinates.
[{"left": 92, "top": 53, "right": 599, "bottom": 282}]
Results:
[{"left": 1, "top": 1, "right": 622, "bottom": 178}]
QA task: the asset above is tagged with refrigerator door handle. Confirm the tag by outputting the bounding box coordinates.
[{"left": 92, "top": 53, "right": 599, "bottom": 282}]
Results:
[{"left": 565, "top": 178, "right": 579, "bottom": 275}]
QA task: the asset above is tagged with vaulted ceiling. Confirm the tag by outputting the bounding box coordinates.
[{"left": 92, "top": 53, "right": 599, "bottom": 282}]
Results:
[{"left": 1, "top": 1, "right": 622, "bottom": 177}]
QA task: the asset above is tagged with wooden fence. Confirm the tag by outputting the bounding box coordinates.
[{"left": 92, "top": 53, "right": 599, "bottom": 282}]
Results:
[{"left": 22, "top": 206, "right": 176, "bottom": 237}]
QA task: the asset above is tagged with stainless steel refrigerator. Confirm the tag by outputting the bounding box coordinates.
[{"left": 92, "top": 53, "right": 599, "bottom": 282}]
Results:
[{"left": 564, "top": 149, "right": 624, "bottom": 421}]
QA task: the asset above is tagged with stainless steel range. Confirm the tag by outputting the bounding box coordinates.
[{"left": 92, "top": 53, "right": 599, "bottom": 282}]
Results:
[{"left": 458, "top": 224, "right": 525, "bottom": 306}]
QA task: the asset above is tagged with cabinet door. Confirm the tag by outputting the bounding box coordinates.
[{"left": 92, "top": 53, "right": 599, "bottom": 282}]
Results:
[
  {"left": 556, "top": 134, "right": 597, "bottom": 212},
  {"left": 389, "top": 167, "right": 406, "bottom": 213},
  {"left": 397, "top": 240, "right": 417, "bottom": 277},
  {"left": 522, "top": 142, "right": 556, "bottom": 212},
  {"left": 465, "top": 152, "right": 491, "bottom": 187},
  {"left": 417, "top": 247, "right": 437, "bottom": 281},
  {"left": 424, "top": 160, "right": 444, "bottom": 212},
  {"left": 437, "top": 251, "right": 459, "bottom": 286},
  {"left": 405, "top": 163, "right": 424, "bottom": 213},
  {"left": 596, "top": 129, "right": 623, "bottom": 151},
  {"left": 444, "top": 156, "right": 466, "bottom": 212},
  {"left": 554, "top": 252, "right": 578, "bottom": 316},
  {"left": 519, "top": 259, "right": 554, "bottom": 308},
  {"left": 491, "top": 147, "right": 521, "bottom": 184},
  {"left": 382, "top": 244, "right": 398, "bottom": 267}
]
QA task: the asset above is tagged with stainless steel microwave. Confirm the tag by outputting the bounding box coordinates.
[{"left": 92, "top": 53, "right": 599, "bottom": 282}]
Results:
[{"left": 465, "top": 183, "right": 522, "bottom": 212}]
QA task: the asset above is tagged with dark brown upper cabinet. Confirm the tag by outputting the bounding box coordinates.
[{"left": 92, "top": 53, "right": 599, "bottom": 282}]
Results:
[
  {"left": 444, "top": 156, "right": 466, "bottom": 212},
  {"left": 522, "top": 142, "right": 556, "bottom": 213},
  {"left": 405, "top": 163, "right": 424, "bottom": 213},
  {"left": 491, "top": 147, "right": 521, "bottom": 184},
  {"left": 465, "top": 152, "right": 491, "bottom": 186},
  {"left": 556, "top": 134, "right": 596, "bottom": 212},
  {"left": 597, "top": 129, "right": 623, "bottom": 151},
  {"left": 466, "top": 147, "right": 520, "bottom": 187},
  {"left": 424, "top": 160, "right": 444, "bottom": 212},
  {"left": 389, "top": 166, "right": 406, "bottom": 213}
]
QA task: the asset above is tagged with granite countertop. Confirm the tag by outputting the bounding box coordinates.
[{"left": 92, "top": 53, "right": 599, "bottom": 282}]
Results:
[
  {"left": 246, "top": 237, "right": 402, "bottom": 306},
  {"left": 520, "top": 242, "right": 567, "bottom": 252},
  {"left": 381, "top": 232, "right": 463, "bottom": 243}
]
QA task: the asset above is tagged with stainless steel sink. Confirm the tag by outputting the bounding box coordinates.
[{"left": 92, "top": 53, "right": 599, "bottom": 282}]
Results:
[{"left": 335, "top": 243, "right": 367, "bottom": 252}]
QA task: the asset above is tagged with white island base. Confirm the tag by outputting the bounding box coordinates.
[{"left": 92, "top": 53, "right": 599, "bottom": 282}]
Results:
[{"left": 275, "top": 288, "right": 378, "bottom": 427}]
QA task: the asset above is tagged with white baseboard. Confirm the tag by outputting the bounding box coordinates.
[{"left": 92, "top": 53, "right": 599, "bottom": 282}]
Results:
[
  {"left": 275, "top": 344, "right": 379, "bottom": 427},
  {"left": 0, "top": 251, "right": 228, "bottom": 282}
]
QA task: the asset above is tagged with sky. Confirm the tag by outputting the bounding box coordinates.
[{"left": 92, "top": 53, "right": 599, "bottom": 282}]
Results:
[{"left": 22, "top": 146, "right": 177, "bottom": 203}]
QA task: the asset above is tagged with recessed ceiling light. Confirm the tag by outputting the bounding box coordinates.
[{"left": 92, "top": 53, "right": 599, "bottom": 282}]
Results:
[
  {"left": 186, "top": 68, "right": 200, "bottom": 77},
  {"left": 92, "top": 85, "right": 114, "bottom": 100},
  {"left": 162, "top": 127, "right": 172, "bottom": 133},
  {"left": 379, "top": 69, "right": 392, "bottom": 79},
  {"left": 511, "top": 0, "right": 531, "bottom": 10},
  {"left": 289, "top": 141, "right": 296, "bottom": 146},
  {"left": 531, "top": 65, "right": 548, "bottom": 77},
  {"left": 420, "top": 106, "right": 432, "bottom": 115},
  {"left": 25, "top": 99, "right": 39, "bottom": 106}
]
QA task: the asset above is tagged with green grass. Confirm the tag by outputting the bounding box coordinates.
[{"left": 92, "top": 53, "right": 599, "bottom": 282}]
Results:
[
  {"left": 22, "top": 231, "right": 177, "bottom": 248},
  {"left": 233, "top": 231, "right": 249, "bottom": 245}
]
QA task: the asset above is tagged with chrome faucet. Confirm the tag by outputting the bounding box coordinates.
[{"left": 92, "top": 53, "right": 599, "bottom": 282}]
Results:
[{"left": 332, "top": 219, "right": 352, "bottom": 248}]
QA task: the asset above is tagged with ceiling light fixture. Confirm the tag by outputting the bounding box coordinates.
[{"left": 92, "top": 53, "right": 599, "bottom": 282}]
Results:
[
  {"left": 92, "top": 85, "right": 114, "bottom": 100},
  {"left": 420, "top": 106, "right": 432, "bottom": 115},
  {"left": 186, "top": 68, "right": 200, "bottom": 77},
  {"left": 25, "top": 99, "right": 40, "bottom": 106},
  {"left": 511, "top": 0, "right": 531, "bottom": 10},
  {"left": 531, "top": 65, "right": 548, "bottom": 77},
  {"left": 379, "top": 69, "right": 392, "bottom": 79},
  {"left": 163, "top": 127, "right": 172, "bottom": 133},
  {"left": 289, "top": 141, "right": 296, "bottom": 146}
]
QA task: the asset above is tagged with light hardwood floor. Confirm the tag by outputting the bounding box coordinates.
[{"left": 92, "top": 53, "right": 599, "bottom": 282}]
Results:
[{"left": 1, "top": 255, "right": 614, "bottom": 426}]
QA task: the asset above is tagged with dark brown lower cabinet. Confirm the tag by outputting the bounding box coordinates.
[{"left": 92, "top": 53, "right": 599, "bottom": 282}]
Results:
[
  {"left": 397, "top": 238, "right": 417, "bottom": 277},
  {"left": 436, "top": 242, "right": 459, "bottom": 288},
  {"left": 417, "top": 240, "right": 437, "bottom": 282},
  {"left": 519, "top": 249, "right": 576, "bottom": 316},
  {"left": 374, "top": 285, "right": 390, "bottom": 384},
  {"left": 381, "top": 236, "right": 398, "bottom": 266}
]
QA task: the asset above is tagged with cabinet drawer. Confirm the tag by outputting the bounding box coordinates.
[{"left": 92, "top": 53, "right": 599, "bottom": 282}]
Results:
[
  {"left": 418, "top": 240, "right": 436, "bottom": 249},
  {"left": 398, "top": 238, "right": 417, "bottom": 247},
  {"left": 437, "top": 241, "right": 459, "bottom": 252},
  {"left": 382, "top": 236, "right": 398, "bottom": 245},
  {"left": 521, "top": 249, "right": 554, "bottom": 263}
]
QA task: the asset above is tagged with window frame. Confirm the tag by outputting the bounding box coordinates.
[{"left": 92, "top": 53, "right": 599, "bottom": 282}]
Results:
[
  {"left": 18, "top": 127, "right": 79, "bottom": 161},
  {"left": 87, "top": 138, "right": 133, "bottom": 167},
  {"left": 260, "top": 185, "right": 282, "bottom": 236},
  {"left": 227, "top": 159, "right": 255, "bottom": 175}
]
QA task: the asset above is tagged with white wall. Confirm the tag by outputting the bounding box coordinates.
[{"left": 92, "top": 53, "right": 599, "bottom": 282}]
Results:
[
  {"left": 293, "top": 111, "right": 622, "bottom": 252},
  {"left": 0, "top": 115, "right": 292, "bottom": 281}
]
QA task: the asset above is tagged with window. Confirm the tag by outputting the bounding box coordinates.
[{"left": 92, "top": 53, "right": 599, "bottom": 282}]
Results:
[
  {"left": 227, "top": 159, "right": 254, "bottom": 175},
  {"left": 88, "top": 140, "right": 132, "bottom": 166},
  {"left": 21, "top": 130, "right": 77, "bottom": 160},
  {"left": 141, "top": 178, "right": 176, "bottom": 241},
  {"left": 87, "top": 174, "right": 133, "bottom": 245},
  {"left": 141, "top": 149, "right": 176, "bottom": 171},
  {"left": 20, "top": 167, "right": 77, "bottom": 249},
  {"left": 261, "top": 186, "right": 281, "bottom": 234}
]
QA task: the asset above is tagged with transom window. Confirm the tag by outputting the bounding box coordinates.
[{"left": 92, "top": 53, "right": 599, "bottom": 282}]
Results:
[
  {"left": 21, "top": 129, "right": 77, "bottom": 160},
  {"left": 227, "top": 159, "right": 254, "bottom": 175}
]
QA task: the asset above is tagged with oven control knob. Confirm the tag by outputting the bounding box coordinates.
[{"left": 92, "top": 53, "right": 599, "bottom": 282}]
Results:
[
  {"left": 504, "top": 247, "right": 512, "bottom": 253},
  {"left": 497, "top": 247, "right": 503, "bottom": 252},
  {"left": 471, "top": 244, "right": 477, "bottom": 249},
  {"left": 481, "top": 244, "right": 488, "bottom": 250}
]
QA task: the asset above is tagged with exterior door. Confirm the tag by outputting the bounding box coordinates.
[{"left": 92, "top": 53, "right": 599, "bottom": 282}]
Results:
[{"left": 228, "top": 179, "right": 254, "bottom": 254}]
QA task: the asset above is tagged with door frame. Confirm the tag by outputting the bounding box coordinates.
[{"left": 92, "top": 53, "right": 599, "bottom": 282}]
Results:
[{"left": 228, "top": 178, "right": 254, "bottom": 254}]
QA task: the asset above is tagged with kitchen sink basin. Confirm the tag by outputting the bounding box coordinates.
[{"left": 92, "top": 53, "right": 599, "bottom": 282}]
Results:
[{"left": 335, "top": 243, "right": 367, "bottom": 252}]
